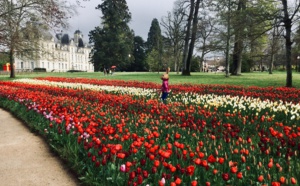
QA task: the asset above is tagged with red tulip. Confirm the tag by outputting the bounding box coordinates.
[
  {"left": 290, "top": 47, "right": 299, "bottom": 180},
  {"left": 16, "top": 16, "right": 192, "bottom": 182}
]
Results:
[
  {"left": 218, "top": 157, "right": 225, "bottom": 164},
  {"left": 230, "top": 166, "right": 238, "bottom": 173},
  {"left": 186, "top": 165, "right": 195, "bottom": 176},
  {"left": 207, "top": 154, "right": 216, "bottom": 163},
  {"left": 151, "top": 167, "right": 157, "bottom": 173},
  {"left": 117, "top": 153, "right": 125, "bottom": 159},
  {"left": 129, "top": 171, "right": 136, "bottom": 180},
  {"left": 222, "top": 173, "right": 230, "bottom": 181},
  {"left": 175, "top": 177, "right": 182, "bottom": 185},
  {"left": 291, "top": 177, "right": 297, "bottom": 184},
  {"left": 268, "top": 161, "right": 273, "bottom": 168},
  {"left": 140, "top": 159, "right": 146, "bottom": 166},
  {"left": 271, "top": 182, "right": 281, "bottom": 186},
  {"left": 137, "top": 175, "right": 143, "bottom": 184},
  {"left": 212, "top": 169, "right": 218, "bottom": 175},
  {"left": 237, "top": 172, "right": 243, "bottom": 179},
  {"left": 154, "top": 160, "right": 160, "bottom": 167},
  {"left": 194, "top": 158, "right": 201, "bottom": 165},
  {"left": 191, "top": 180, "right": 197, "bottom": 186},
  {"left": 142, "top": 170, "right": 148, "bottom": 178},
  {"left": 279, "top": 176, "right": 285, "bottom": 184},
  {"left": 258, "top": 175, "right": 264, "bottom": 182}
]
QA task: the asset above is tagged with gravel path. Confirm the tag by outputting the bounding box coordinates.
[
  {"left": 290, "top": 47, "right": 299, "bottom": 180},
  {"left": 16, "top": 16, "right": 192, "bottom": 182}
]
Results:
[{"left": 0, "top": 108, "right": 80, "bottom": 186}]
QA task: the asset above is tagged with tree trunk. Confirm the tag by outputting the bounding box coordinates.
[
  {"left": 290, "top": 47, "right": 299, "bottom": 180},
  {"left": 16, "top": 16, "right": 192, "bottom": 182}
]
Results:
[
  {"left": 176, "top": 49, "right": 181, "bottom": 74},
  {"left": 181, "top": 0, "right": 194, "bottom": 75},
  {"left": 269, "top": 53, "right": 274, "bottom": 74},
  {"left": 232, "top": 37, "right": 243, "bottom": 75},
  {"left": 231, "top": 0, "right": 245, "bottom": 76},
  {"left": 269, "top": 19, "right": 278, "bottom": 75},
  {"left": 284, "top": 20, "right": 292, "bottom": 87},
  {"left": 183, "top": 0, "right": 201, "bottom": 76},
  {"left": 282, "top": 0, "right": 292, "bottom": 87},
  {"left": 225, "top": 0, "right": 231, "bottom": 77},
  {"left": 200, "top": 54, "right": 205, "bottom": 72},
  {"left": 9, "top": 48, "right": 15, "bottom": 78}
]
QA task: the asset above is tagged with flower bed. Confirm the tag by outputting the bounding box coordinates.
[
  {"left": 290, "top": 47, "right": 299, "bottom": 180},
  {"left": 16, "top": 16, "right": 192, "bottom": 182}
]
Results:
[{"left": 0, "top": 77, "right": 299, "bottom": 186}]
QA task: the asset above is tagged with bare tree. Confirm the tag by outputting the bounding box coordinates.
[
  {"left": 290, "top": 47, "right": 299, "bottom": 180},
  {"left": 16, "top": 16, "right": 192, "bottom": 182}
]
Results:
[
  {"left": 161, "top": 1, "right": 186, "bottom": 74},
  {"left": 196, "top": 7, "right": 219, "bottom": 72},
  {"left": 268, "top": 18, "right": 284, "bottom": 74}
]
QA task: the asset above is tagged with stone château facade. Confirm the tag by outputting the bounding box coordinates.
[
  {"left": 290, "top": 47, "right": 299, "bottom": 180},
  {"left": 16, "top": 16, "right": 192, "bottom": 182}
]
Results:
[{"left": 14, "top": 30, "right": 94, "bottom": 72}]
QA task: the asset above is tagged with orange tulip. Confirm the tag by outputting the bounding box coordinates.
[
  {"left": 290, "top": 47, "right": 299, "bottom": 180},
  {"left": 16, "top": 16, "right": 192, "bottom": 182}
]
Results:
[
  {"left": 279, "top": 176, "right": 285, "bottom": 184},
  {"left": 117, "top": 153, "right": 125, "bottom": 159},
  {"left": 175, "top": 178, "right": 182, "bottom": 185},
  {"left": 191, "top": 180, "right": 197, "bottom": 186},
  {"left": 291, "top": 177, "right": 297, "bottom": 184},
  {"left": 258, "top": 175, "right": 264, "bottom": 182},
  {"left": 154, "top": 160, "right": 160, "bottom": 167},
  {"left": 237, "top": 172, "right": 243, "bottom": 179},
  {"left": 230, "top": 166, "right": 238, "bottom": 173}
]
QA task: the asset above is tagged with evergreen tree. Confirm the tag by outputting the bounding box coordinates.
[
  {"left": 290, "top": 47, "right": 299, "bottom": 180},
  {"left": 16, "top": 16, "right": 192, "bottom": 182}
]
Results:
[
  {"left": 89, "top": 0, "right": 134, "bottom": 72},
  {"left": 146, "top": 18, "right": 163, "bottom": 53},
  {"left": 146, "top": 18, "right": 163, "bottom": 72},
  {"left": 127, "top": 36, "right": 147, "bottom": 71}
]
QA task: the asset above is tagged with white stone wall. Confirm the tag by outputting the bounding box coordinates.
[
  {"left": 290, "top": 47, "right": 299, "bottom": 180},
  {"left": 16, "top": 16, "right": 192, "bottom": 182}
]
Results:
[{"left": 14, "top": 34, "right": 94, "bottom": 72}]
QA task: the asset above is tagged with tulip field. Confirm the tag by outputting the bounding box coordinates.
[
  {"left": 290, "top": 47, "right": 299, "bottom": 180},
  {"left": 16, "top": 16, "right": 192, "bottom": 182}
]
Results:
[{"left": 0, "top": 77, "right": 299, "bottom": 186}]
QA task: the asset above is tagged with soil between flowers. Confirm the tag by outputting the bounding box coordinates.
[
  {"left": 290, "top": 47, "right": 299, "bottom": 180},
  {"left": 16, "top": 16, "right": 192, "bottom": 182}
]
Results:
[{"left": 0, "top": 108, "right": 80, "bottom": 186}]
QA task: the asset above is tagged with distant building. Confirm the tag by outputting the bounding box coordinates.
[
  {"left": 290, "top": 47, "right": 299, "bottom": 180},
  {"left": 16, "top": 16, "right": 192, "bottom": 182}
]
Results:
[
  {"left": 14, "top": 29, "right": 94, "bottom": 72},
  {"left": 203, "top": 57, "right": 224, "bottom": 72}
]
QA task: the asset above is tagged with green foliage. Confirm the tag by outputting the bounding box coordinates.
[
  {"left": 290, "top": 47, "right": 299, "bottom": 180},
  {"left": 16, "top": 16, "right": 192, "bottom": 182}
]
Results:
[
  {"left": 241, "top": 53, "right": 254, "bottom": 72},
  {"left": 0, "top": 53, "right": 9, "bottom": 67},
  {"left": 294, "top": 24, "right": 300, "bottom": 49},
  {"left": 89, "top": 0, "right": 134, "bottom": 72},
  {"left": 126, "top": 36, "right": 148, "bottom": 71},
  {"left": 216, "top": 0, "right": 277, "bottom": 75},
  {"left": 146, "top": 49, "right": 160, "bottom": 72},
  {"left": 190, "top": 56, "right": 200, "bottom": 72}
]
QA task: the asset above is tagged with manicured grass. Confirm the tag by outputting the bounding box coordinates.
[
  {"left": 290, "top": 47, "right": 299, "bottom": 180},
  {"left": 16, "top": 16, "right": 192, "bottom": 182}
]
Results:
[{"left": 0, "top": 71, "right": 300, "bottom": 88}]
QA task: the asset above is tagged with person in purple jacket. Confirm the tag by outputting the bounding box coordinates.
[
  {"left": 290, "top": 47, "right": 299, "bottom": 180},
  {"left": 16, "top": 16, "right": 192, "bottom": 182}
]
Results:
[{"left": 160, "top": 67, "right": 170, "bottom": 104}]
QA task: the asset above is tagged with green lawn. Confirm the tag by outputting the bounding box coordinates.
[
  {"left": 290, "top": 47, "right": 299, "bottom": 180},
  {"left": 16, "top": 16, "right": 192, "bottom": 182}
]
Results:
[{"left": 0, "top": 71, "right": 300, "bottom": 88}]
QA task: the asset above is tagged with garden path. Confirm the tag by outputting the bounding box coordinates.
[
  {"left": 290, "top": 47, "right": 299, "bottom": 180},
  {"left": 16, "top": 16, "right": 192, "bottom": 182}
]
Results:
[{"left": 0, "top": 108, "right": 80, "bottom": 186}]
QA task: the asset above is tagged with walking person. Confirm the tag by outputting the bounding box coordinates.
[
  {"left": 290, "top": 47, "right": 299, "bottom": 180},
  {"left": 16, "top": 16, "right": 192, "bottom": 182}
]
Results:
[
  {"left": 103, "top": 67, "right": 107, "bottom": 76},
  {"left": 160, "top": 67, "right": 170, "bottom": 104}
]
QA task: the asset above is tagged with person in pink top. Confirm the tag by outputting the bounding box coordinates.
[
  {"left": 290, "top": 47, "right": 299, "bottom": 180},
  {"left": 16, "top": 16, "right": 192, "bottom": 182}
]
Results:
[{"left": 161, "top": 67, "right": 170, "bottom": 104}]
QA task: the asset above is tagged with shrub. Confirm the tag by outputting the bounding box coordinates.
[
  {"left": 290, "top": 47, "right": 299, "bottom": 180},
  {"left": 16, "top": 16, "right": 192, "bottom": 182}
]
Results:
[
  {"left": 33, "top": 67, "right": 46, "bottom": 72},
  {"left": 67, "top": 70, "right": 87, "bottom": 73}
]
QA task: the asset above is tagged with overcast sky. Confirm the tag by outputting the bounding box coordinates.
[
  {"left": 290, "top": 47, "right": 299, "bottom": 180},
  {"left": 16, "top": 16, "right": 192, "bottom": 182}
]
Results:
[{"left": 67, "top": 0, "right": 176, "bottom": 42}]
